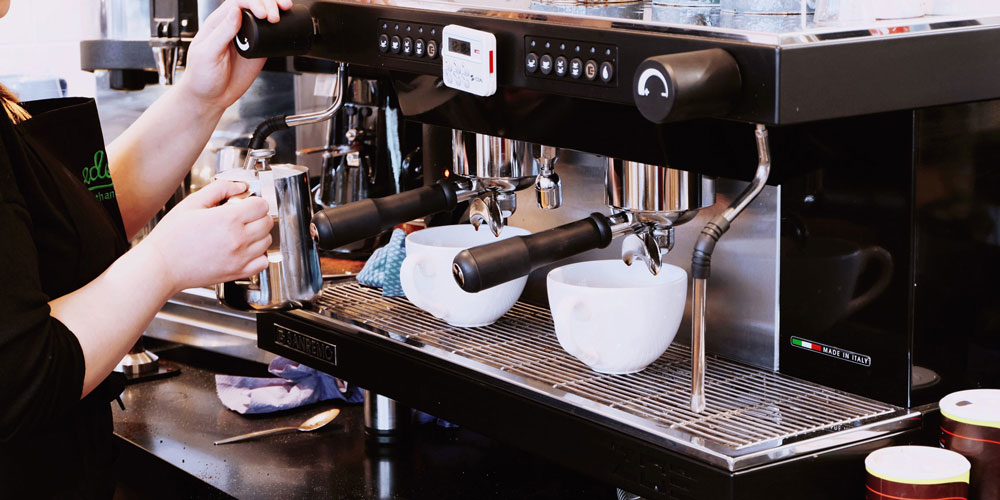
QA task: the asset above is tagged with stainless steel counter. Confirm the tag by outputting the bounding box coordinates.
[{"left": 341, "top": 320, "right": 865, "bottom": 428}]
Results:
[{"left": 144, "top": 288, "right": 275, "bottom": 365}]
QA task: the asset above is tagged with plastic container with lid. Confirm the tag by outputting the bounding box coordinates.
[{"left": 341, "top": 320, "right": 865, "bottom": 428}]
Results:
[
  {"left": 865, "top": 446, "right": 970, "bottom": 499},
  {"left": 940, "top": 389, "right": 1000, "bottom": 500}
]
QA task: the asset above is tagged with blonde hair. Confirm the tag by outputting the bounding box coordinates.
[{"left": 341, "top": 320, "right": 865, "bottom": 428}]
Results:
[{"left": 1, "top": 83, "right": 31, "bottom": 124}]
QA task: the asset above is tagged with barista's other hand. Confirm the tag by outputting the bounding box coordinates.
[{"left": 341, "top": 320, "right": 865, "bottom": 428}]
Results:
[
  {"left": 140, "top": 180, "right": 273, "bottom": 294},
  {"left": 179, "top": 0, "right": 293, "bottom": 112}
]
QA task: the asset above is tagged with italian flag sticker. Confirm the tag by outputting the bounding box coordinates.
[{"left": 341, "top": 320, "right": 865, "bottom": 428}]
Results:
[{"left": 792, "top": 337, "right": 822, "bottom": 351}]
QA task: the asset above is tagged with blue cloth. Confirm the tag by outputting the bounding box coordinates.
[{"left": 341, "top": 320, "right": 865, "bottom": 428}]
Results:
[
  {"left": 215, "top": 357, "right": 364, "bottom": 415},
  {"left": 414, "top": 410, "right": 460, "bottom": 429},
  {"left": 356, "top": 228, "right": 407, "bottom": 297}
]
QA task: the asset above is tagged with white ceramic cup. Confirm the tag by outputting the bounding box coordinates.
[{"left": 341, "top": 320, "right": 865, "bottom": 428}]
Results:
[
  {"left": 547, "top": 260, "right": 688, "bottom": 374},
  {"left": 399, "top": 224, "right": 530, "bottom": 327}
]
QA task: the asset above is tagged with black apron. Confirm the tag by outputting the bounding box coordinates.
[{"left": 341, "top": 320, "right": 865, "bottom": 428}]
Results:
[
  {"left": 6, "top": 97, "right": 129, "bottom": 499},
  {"left": 18, "top": 98, "right": 127, "bottom": 246}
]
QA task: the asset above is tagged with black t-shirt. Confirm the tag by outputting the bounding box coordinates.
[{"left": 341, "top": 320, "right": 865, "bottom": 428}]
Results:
[{"left": 0, "top": 97, "right": 130, "bottom": 498}]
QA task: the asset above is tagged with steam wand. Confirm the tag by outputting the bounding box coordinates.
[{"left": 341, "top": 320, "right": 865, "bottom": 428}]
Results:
[
  {"left": 248, "top": 63, "right": 348, "bottom": 150},
  {"left": 690, "top": 124, "right": 771, "bottom": 413}
]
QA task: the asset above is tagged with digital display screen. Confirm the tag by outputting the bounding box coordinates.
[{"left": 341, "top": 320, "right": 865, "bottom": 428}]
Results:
[{"left": 448, "top": 37, "right": 471, "bottom": 56}]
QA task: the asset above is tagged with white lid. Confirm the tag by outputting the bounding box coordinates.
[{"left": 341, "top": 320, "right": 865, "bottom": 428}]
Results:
[
  {"left": 865, "top": 446, "right": 970, "bottom": 485},
  {"left": 940, "top": 389, "right": 1000, "bottom": 428}
]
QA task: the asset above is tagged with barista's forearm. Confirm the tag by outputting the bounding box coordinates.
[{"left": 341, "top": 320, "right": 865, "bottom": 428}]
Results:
[
  {"left": 107, "top": 86, "right": 226, "bottom": 239},
  {"left": 48, "top": 242, "right": 176, "bottom": 398}
]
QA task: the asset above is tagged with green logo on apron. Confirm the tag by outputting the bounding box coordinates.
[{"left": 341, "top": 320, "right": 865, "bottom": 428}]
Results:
[{"left": 82, "top": 150, "right": 115, "bottom": 201}]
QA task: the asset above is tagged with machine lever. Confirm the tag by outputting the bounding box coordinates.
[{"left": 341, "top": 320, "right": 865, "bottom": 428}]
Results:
[
  {"left": 633, "top": 48, "right": 741, "bottom": 124},
  {"left": 233, "top": 4, "right": 315, "bottom": 59}
]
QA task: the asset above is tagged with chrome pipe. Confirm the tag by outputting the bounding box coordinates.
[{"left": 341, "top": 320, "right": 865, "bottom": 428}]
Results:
[
  {"left": 691, "top": 277, "right": 707, "bottom": 413},
  {"left": 690, "top": 123, "right": 771, "bottom": 413},
  {"left": 721, "top": 124, "right": 771, "bottom": 222},
  {"left": 284, "top": 63, "right": 348, "bottom": 128}
]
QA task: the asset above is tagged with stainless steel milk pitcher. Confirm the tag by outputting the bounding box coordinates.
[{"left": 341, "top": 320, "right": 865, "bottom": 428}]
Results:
[{"left": 215, "top": 149, "right": 323, "bottom": 311}]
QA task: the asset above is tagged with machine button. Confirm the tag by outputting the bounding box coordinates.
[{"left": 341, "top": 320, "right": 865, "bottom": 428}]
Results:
[
  {"left": 525, "top": 52, "right": 539, "bottom": 73},
  {"left": 569, "top": 58, "right": 583, "bottom": 78},
  {"left": 390, "top": 35, "right": 401, "bottom": 54},
  {"left": 415, "top": 38, "right": 425, "bottom": 57},
  {"left": 554, "top": 56, "right": 568, "bottom": 77},
  {"left": 402, "top": 36, "right": 413, "bottom": 55},
  {"left": 426, "top": 39, "right": 438, "bottom": 58},
  {"left": 600, "top": 61, "right": 615, "bottom": 83},
  {"left": 584, "top": 59, "right": 598, "bottom": 80},
  {"left": 378, "top": 33, "right": 390, "bottom": 53},
  {"left": 540, "top": 54, "right": 553, "bottom": 75}
]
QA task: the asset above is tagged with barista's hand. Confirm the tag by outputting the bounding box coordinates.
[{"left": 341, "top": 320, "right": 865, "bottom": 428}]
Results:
[
  {"left": 178, "top": 0, "right": 293, "bottom": 113},
  {"left": 140, "top": 180, "right": 273, "bottom": 294}
]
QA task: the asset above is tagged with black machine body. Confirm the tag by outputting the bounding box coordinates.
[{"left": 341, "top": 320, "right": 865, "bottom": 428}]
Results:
[{"left": 236, "top": 3, "right": 1000, "bottom": 499}]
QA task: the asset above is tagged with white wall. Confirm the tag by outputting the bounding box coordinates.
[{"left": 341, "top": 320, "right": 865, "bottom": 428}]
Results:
[{"left": 0, "top": 0, "right": 100, "bottom": 98}]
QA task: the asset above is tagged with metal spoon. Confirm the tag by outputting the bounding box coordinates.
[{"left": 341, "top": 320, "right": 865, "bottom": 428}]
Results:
[{"left": 213, "top": 408, "right": 341, "bottom": 445}]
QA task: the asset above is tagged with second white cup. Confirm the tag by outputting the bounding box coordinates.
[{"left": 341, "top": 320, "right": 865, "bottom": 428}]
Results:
[
  {"left": 399, "top": 224, "right": 530, "bottom": 327},
  {"left": 547, "top": 260, "right": 688, "bottom": 374}
]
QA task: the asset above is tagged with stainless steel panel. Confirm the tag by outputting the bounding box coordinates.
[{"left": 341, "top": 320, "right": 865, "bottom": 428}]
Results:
[{"left": 303, "top": 281, "right": 911, "bottom": 471}]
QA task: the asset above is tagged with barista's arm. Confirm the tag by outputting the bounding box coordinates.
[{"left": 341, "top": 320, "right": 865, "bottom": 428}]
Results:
[
  {"left": 107, "top": 0, "right": 292, "bottom": 239},
  {"left": 49, "top": 181, "right": 272, "bottom": 398}
]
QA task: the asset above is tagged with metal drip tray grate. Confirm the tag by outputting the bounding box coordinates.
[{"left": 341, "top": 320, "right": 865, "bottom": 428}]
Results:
[{"left": 312, "top": 280, "right": 902, "bottom": 460}]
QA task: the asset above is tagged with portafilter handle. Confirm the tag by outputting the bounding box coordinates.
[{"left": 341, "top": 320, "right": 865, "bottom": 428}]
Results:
[
  {"left": 452, "top": 213, "right": 614, "bottom": 293},
  {"left": 311, "top": 183, "right": 462, "bottom": 250}
]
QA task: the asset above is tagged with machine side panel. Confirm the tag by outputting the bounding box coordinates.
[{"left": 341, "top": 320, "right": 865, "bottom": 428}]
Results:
[
  {"left": 778, "top": 27, "right": 1000, "bottom": 124},
  {"left": 777, "top": 111, "right": 915, "bottom": 407}
]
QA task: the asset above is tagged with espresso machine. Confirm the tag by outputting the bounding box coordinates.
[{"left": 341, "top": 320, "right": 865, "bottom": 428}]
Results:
[{"left": 234, "top": 2, "right": 1000, "bottom": 498}]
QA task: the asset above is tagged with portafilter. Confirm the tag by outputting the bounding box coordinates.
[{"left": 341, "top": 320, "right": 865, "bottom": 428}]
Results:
[{"left": 451, "top": 159, "right": 716, "bottom": 294}]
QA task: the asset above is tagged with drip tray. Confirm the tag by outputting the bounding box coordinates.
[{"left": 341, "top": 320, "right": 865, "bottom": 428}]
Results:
[{"left": 307, "top": 280, "right": 914, "bottom": 471}]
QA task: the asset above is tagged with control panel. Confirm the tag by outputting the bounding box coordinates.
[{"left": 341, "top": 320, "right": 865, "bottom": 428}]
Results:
[
  {"left": 377, "top": 19, "right": 443, "bottom": 62},
  {"left": 441, "top": 25, "right": 497, "bottom": 97},
  {"left": 524, "top": 36, "right": 618, "bottom": 87}
]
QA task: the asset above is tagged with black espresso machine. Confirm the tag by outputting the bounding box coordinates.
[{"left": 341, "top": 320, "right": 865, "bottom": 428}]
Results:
[{"left": 237, "top": 2, "right": 1000, "bottom": 498}]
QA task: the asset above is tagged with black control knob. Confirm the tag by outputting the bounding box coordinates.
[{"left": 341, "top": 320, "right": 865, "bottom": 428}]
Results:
[
  {"left": 633, "top": 48, "right": 741, "bottom": 124},
  {"left": 234, "top": 4, "right": 314, "bottom": 59}
]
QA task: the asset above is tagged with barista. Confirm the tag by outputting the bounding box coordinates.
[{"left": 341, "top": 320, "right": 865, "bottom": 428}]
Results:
[{"left": 0, "top": 0, "right": 292, "bottom": 496}]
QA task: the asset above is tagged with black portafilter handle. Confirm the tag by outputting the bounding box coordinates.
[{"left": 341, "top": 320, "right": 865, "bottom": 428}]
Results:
[
  {"left": 233, "top": 4, "right": 314, "bottom": 59},
  {"left": 452, "top": 213, "right": 615, "bottom": 293},
  {"left": 311, "top": 183, "right": 460, "bottom": 250}
]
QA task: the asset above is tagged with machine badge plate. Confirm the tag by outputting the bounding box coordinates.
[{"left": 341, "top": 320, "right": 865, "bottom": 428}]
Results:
[
  {"left": 791, "top": 336, "right": 871, "bottom": 367},
  {"left": 274, "top": 325, "right": 338, "bottom": 365}
]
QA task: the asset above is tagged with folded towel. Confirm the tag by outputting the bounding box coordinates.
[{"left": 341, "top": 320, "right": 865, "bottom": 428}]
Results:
[
  {"left": 356, "top": 228, "right": 407, "bottom": 297},
  {"left": 215, "top": 357, "right": 364, "bottom": 415}
]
